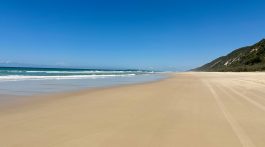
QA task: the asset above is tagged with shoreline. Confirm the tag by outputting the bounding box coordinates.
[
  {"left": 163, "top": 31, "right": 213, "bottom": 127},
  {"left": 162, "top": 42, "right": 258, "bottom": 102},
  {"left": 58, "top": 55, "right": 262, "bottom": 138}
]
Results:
[
  {"left": 1, "top": 72, "right": 265, "bottom": 147},
  {"left": 0, "top": 73, "right": 172, "bottom": 110},
  {"left": 0, "top": 73, "right": 167, "bottom": 96}
]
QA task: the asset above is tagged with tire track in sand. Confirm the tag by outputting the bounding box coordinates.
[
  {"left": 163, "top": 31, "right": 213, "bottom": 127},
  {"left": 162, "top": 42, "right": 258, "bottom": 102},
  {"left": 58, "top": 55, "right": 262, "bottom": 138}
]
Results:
[
  {"left": 223, "top": 83, "right": 265, "bottom": 112},
  {"left": 204, "top": 81, "right": 256, "bottom": 147}
]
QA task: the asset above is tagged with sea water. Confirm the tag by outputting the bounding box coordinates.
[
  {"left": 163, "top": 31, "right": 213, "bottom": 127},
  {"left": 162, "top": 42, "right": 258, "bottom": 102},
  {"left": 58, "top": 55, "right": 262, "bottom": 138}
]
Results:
[{"left": 0, "top": 67, "right": 165, "bottom": 95}]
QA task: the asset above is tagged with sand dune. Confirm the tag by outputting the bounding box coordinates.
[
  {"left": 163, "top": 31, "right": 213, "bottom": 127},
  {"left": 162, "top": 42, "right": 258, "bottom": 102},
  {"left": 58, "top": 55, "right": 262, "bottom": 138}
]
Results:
[{"left": 1, "top": 72, "right": 265, "bottom": 147}]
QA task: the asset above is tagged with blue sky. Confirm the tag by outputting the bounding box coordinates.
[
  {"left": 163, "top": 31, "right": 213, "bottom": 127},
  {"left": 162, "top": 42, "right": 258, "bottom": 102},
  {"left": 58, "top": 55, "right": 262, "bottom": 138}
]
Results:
[{"left": 0, "top": 0, "right": 265, "bottom": 71}]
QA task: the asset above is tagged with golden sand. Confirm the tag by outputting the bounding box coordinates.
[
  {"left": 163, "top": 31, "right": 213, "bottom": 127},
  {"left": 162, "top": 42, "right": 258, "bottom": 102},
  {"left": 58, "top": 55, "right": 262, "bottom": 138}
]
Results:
[{"left": 1, "top": 72, "right": 265, "bottom": 147}]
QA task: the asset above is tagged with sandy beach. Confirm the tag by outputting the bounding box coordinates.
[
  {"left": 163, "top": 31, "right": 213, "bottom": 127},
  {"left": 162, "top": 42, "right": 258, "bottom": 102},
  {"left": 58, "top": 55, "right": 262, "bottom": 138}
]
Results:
[{"left": 1, "top": 72, "right": 265, "bottom": 147}]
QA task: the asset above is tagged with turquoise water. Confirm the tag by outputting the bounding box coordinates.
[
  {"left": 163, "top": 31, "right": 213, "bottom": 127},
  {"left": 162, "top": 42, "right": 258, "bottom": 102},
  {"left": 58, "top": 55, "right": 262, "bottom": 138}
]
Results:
[{"left": 0, "top": 67, "right": 165, "bottom": 96}]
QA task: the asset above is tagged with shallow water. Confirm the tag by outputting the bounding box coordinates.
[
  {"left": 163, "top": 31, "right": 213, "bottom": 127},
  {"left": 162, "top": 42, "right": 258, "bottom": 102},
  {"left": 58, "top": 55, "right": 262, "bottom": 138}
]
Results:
[{"left": 0, "top": 74, "right": 166, "bottom": 96}]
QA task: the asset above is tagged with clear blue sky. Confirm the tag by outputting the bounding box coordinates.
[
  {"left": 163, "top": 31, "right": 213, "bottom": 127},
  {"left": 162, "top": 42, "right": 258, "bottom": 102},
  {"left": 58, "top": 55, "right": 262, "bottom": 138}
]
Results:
[{"left": 1, "top": 0, "right": 265, "bottom": 71}]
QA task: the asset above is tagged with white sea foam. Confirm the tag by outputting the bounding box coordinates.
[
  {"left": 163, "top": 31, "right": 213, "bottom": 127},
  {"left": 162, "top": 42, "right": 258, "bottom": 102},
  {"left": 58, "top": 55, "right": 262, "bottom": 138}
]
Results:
[
  {"left": 0, "top": 74, "right": 136, "bottom": 82},
  {"left": 25, "top": 70, "right": 136, "bottom": 74}
]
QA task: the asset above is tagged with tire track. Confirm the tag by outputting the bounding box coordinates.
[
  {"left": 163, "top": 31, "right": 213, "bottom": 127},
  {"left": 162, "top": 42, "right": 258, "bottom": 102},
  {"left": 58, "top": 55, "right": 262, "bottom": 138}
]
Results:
[
  {"left": 223, "top": 83, "right": 265, "bottom": 112},
  {"left": 235, "top": 79, "right": 265, "bottom": 91},
  {"left": 238, "top": 79, "right": 265, "bottom": 86},
  {"left": 228, "top": 81, "right": 265, "bottom": 106},
  {"left": 215, "top": 85, "right": 244, "bottom": 106},
  {"left": 204, "top": 81, "right": 256, "bottom": 147}
]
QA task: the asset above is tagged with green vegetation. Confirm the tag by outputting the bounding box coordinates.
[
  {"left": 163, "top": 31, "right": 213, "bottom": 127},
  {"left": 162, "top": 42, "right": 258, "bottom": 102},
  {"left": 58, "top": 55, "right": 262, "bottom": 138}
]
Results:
[{"left": 194, "top": 39, "right": 265, "bottom": 72}]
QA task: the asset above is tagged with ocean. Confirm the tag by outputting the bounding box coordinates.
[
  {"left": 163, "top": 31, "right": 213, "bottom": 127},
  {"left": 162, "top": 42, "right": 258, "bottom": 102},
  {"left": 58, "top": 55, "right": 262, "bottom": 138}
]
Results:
[{"left": 0, "top": 67, "right": 165, "bottom": 95}]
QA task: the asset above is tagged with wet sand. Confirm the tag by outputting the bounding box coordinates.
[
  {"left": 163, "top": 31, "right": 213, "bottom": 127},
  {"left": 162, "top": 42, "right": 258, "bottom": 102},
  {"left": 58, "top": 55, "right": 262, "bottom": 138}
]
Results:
[{"left": 0, "top": 72, "right": 265, "bottom": 147}]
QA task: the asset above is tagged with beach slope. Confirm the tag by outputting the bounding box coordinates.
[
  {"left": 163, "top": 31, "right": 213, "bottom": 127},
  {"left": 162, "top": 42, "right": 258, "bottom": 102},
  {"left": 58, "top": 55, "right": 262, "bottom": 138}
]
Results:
[{"left": 1, "top": 72, "right": 265, "bottom": 147}]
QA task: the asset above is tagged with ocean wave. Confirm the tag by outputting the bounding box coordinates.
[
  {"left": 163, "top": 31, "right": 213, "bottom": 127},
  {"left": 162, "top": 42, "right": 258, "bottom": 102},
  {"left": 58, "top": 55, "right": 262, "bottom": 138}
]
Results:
[
  {"left": 25, "top": 70, "right": 133, "bottom": 74},
  {"left": 0, "top": 74, "right": 136, "bottom": 82},
  {"left": 0, "top": 70, "right": 153, "bottom": 77}
]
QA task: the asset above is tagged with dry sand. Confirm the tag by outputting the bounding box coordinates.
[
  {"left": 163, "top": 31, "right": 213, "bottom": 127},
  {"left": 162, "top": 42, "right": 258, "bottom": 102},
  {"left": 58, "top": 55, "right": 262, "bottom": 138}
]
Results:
[{"left": 0, "top": 72, "right": 265, "bottom": 147}]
